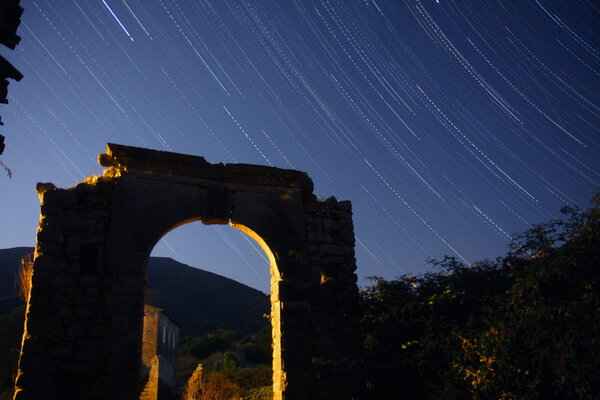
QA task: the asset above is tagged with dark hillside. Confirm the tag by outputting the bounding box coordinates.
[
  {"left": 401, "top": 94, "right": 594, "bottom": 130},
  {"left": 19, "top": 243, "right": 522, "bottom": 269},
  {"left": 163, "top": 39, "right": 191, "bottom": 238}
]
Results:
[
  {"left": 0, "top": 247, "right": 268, "bottom": 337},
  {"left": 145, "top": 257, "right": 268, "bottom": 337},
  {"left": 0, "top": 247, "right": 30, "bottom": 315}
]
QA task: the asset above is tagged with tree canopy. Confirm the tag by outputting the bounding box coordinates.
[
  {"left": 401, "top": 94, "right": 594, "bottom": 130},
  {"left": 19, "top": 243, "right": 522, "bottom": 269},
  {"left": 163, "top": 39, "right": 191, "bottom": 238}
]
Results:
[{"left": 361, "top": 194, "right": 600, "bottom": 399}]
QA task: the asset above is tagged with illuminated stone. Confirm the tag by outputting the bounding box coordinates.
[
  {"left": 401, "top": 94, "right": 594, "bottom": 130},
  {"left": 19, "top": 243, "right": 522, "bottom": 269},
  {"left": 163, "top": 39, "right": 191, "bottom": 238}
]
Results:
[{"left": 15, "top": 143, "right": 361, "bottom": 400}]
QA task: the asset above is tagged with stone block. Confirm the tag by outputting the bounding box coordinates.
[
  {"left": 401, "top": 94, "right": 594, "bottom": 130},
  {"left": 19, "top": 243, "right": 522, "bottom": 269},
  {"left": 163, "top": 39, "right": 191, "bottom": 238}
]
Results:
[
  {"left": 77, "top": 305, "right": 93, "bottom": 318},
  {"left": 67, "top": 323, "right": 89, "bottom": 337},
  {"left": 320, "top": 255, "right": 345, "bottom": 265},
  {"left": 79, "top": 275, "right": 98, "bottom": 285},
  {"left": 110, "top": 316, "right": 140, "bottom": 336},
  {"left": 322, "top": 219, "right": 339, "bottom": 231},
  {"left": 337, "top": 200, "right": 352, "bottom": 211},
  {"left": 14, "top": 372, "right": 55, "bottom": 389},
  {"left": 281, "top": 301, "right": 310, "bottom": 319},
  {"left": 58, "top": 305, "right": 73, "bottom": 317},
  {"left": 91, "top": 323, "right": 109, "bottom": 337},
  {"left": 68, "top": 233, "right": 106, "bottom": 243},
  {"left": 67, "top": 285, "right": 82, "bottom": 296},
  {"left": 37, "top": 229, "right": 65, "bottom": 243},
  {"left": 74, "top": 347, "right": 100, "bottom": 363},
  {"left": 65, "top": 242, "right": 81, "bottom": 258},
  {"left": 38, "top": 242, "right": 63, "bottom": 257},
  {"left": 34, "top": 254, "right": 68, "bottom": 272},
  {"left": 278, "top": 281, "right": 311, "bottom": 302},
  {"left": 21, "top": 338, "right": 47, "bottom": 355},
  {"left": 42, "top": 189, "right": 77, "bottom": 205},
  {"left": 40, "top": 204, "right": 65, "bottom": 217},
  {"left": 306, "top": 231, "right": 333, "bottom": 243},
  {"left": 48, "top": 342, "right": 74, "bottom": 358},
  {"left": 50, "top": 273, "right": 74, "bottom": 285},
  {"left": 75, "top": 182, "right": 99, "bottom": 193},
  {"left": 319, "top": 244, "right": 353, "bottom": 256}
]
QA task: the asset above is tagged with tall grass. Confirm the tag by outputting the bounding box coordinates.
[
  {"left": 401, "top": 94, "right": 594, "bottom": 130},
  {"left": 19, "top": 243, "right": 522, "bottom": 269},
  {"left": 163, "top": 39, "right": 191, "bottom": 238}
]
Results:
[{"left": 15, "top": 253, "right": 33, "bottom": 302}]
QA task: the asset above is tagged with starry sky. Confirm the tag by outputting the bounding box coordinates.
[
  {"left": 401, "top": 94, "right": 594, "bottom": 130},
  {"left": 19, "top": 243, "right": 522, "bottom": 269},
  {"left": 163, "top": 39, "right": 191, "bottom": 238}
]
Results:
[{"left": 0, "top": 0, "right": 598, "bottom": 293}]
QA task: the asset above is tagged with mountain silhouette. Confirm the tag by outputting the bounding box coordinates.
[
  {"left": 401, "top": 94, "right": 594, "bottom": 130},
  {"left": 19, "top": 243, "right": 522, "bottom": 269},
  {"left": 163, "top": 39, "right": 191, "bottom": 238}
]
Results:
[{"left": 0, "top": 247, "right": 268, "bottom": 337}]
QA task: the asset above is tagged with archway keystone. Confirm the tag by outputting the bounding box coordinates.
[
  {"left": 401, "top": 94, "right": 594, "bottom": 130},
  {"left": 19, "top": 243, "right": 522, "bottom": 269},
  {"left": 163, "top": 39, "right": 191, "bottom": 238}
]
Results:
[{"left": 14, "top": 143, "right": 361, "bottom": 400}]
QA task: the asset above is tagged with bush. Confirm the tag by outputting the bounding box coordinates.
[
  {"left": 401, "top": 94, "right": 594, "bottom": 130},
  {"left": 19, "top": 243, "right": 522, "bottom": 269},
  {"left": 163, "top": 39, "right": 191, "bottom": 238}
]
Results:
[
  {"left": 361, "top": 194, "right": 600, "bottom": 399},
  {"left": 180, "top": 334, "right": 231, "bottom": 361}
]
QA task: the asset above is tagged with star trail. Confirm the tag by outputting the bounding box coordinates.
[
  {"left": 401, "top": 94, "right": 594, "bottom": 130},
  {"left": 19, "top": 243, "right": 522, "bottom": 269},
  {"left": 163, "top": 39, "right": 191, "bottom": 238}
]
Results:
[{"left": 0, "top": 0, "right": 598, "bottom": 293}]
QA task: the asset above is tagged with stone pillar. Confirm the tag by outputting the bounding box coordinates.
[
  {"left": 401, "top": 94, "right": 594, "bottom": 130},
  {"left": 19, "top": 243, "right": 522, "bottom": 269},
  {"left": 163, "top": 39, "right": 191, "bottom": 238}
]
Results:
[
  {"left": 304, "top": 197, "right": 361, "bottom": 400},
  {"left": 14, "top": 178, "right": 115, "bottom": 400}
]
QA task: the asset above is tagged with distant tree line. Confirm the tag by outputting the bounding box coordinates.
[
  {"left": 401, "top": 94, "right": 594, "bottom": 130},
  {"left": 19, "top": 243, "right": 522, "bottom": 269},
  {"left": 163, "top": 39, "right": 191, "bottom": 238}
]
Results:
[{"left": 360, "top": 193, "right": 600, "bottom": 399}]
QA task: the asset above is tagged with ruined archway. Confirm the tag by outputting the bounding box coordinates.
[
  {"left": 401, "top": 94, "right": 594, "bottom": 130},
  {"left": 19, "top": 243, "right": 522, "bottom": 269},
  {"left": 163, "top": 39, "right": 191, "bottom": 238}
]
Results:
[{"left": 14, "top": 144, "right": 361, "bottom": 400}]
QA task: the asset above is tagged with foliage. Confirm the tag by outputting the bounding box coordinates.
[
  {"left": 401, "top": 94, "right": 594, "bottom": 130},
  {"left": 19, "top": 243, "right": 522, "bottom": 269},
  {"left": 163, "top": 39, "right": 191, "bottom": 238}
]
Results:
[
  {"left": 239, "top": 326, "right": 271, "bottom": 365},
  {"left": 180, "top": 333, "right": 232, "bottom": 361},
  {"left": 0, "top": 306, "right": 25, "bottom": 400},
  {"left": 245, "top": 386, "right": 273, "bottom": 400},
  {"left": 178, "top": 326, "right": 273, "bottom": 399},
  {"left": 455, "top": 195, "right": 600, "bottom": 399},
  {"left": 195, "top": 371, "right": 242, "bottom": 400},
  {"left": 181, "top": 363, "right": 272, "bottom": 400},
  {"left": 16, "top": 253, "right": 33, "bottom": 302},
  {"left": 361, "top": 194, "right": 600, "bottom": 399}
]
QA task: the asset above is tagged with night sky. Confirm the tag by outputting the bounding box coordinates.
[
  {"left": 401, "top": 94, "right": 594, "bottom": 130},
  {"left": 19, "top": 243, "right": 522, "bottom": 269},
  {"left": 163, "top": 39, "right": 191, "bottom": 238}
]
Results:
[{"left": 0, "top": 1, "right": 598, "bottom": 293}]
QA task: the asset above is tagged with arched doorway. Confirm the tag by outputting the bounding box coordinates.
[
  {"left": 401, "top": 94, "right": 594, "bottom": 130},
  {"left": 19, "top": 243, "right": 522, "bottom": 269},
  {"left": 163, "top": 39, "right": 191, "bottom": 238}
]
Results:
[
  {"left": 15, "top": 143, "right": 361, "bottom": 400},
  {"left": 146, "top": 219, "right": 277, "bottom": 398}
]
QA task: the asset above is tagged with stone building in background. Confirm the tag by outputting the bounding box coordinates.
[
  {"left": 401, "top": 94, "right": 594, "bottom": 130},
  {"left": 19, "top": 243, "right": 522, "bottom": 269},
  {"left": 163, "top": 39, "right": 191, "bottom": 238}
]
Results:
[{"left": 140, "top": 305, "right": 180, "bottom": 400}]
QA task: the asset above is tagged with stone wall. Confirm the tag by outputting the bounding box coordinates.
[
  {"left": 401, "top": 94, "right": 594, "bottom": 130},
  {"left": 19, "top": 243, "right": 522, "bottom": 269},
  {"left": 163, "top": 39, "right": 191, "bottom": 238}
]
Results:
[
  {"left": 14, "top": 143, "right": 361, "bottom": 400},
  {"left": 14, "top": 177, "right": 117, "bottom": 400},
  {"left": 139, "top": 356, "right": 159, "bottom": 400},
  {"left": 304, "top": 197, "right": 361, "bottom": 400}
]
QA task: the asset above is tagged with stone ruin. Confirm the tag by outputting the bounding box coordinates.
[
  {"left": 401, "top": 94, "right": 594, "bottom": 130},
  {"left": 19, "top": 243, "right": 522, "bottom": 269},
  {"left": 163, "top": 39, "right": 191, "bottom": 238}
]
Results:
[
  {"left": 140, "top": 305, "right": 180, "bottom": 400},
  {"left": 14, "top": 143, "right": 361, "bottom": 400}
]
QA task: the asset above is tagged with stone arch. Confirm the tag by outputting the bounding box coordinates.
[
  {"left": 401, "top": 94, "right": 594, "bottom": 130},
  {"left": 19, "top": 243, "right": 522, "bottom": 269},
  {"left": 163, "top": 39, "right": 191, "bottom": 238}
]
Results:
[{"left": 14, "top": 144, "right": 361, "bottom": 400}]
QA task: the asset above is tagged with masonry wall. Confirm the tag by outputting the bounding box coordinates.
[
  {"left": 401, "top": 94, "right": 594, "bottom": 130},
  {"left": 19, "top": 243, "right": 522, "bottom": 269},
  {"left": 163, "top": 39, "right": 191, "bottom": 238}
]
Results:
[
  {"left": 14, "top": 178, "right": 117, "bottom": 400},
  {"left": 141, "top": 306, "right": 160, "bottom": 376},
  {"left": 304, "top": 197, "right": 361, "bottom": 400},
  {"left": 14, "top": 144, "right": 362, "bottom": 400}
]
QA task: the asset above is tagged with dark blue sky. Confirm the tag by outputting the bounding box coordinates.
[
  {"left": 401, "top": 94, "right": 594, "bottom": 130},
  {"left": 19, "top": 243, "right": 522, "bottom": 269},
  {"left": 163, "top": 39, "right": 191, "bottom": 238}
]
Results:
[{"left": 0, "top": 0, "right": 598, "bottom": 293}]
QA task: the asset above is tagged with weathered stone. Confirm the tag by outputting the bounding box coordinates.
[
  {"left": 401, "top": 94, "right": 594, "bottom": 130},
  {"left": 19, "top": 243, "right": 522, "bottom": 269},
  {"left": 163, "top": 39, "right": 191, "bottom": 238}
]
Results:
[
  {"left": 75, "top": 182, "right": 99, "bottom": 193},
  {"left": 40, "top": 204, "right": 64, "bottom": 217},
  {"left": 34, "top": 254, "right": 68, "bottom": 272},
  {"left": 322, "top": 219, "right": 339, "bottom": 231},
  {"left": 319, "top": 244, "right": 354, "bottom": 256},
  {"left": 67, "top": 324, "right": 89, "bottom": 337},
  {"left": 50, "top": 273, "right": 73, "bottom": 285},
  {"left": 48, "top": 342, "right": 73, "bottom": 358},
  {"left": 37, "top": 242, "right": 63, "bottom": 257},
  {"left": 41, "top": 188, "right": 76, "bottom": 205},
  {"left": 65, "top": 242, "right": 81, "bottom": 258},
  {"left": 17, "top": 143, "right": 361, "bottom": 400},
  {"left": 337, "top": 203, "right": 352, "bottom": 213},
  {"left": 79, "top": 275, "right": 97, "bottom": 285},
  {"left": 36, "top": 228, "right": 65, "bottom": 244}
]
